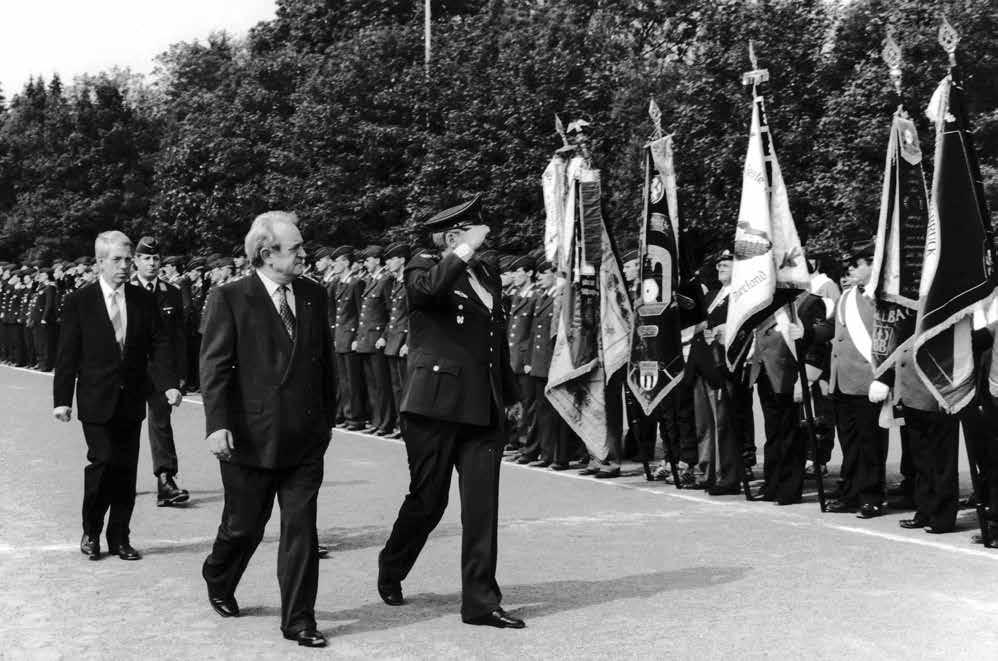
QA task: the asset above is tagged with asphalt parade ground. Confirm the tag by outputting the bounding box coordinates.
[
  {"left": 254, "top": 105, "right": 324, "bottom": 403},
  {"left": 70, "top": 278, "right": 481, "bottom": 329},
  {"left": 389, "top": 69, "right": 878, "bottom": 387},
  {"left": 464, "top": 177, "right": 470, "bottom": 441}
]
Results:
[{"left": 1, "top": 364, "right": 996, "bottom": 660}]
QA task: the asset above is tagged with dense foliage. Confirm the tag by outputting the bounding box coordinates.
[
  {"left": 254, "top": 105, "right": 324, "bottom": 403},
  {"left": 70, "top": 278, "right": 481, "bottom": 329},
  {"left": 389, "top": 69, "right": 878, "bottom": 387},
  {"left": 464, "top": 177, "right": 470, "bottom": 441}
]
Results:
[{"left": 0, "top": 0, "right": 995, "bottom": 263}]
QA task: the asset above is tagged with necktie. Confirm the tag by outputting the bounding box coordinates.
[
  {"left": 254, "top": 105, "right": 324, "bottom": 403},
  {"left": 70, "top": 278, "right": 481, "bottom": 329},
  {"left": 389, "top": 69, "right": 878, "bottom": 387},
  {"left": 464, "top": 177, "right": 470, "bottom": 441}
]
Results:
[
  {"left": 277, "top": 285, "right": 296, "bottom": 339},
  {"left": 467, "top": 269, "right": 493, "bottom": 310},
  {"left": 147, "top": 282, "right": 154, "bottom": 292},
  {"left": 108, "top": 290, "right": 125, "bottom": 350}
]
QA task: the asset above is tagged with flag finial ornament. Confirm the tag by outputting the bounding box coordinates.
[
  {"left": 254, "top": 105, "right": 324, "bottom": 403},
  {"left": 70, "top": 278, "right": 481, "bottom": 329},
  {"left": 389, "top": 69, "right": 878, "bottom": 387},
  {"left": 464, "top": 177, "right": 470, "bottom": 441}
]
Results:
[
  {"left": 555, "top": 114, "right": 569, "bottom": 149},
  {"left": 882, "top": 31, "right": 903, "bottom": 97},
  {"left": 741, "top": 40, "right": 770, "bottom": 88},
  {"left": 648, "top": 99, "right": 663, "bottom": 140},
  {"left": 938, "top": 15, "right": 959, "bottom": 66}
]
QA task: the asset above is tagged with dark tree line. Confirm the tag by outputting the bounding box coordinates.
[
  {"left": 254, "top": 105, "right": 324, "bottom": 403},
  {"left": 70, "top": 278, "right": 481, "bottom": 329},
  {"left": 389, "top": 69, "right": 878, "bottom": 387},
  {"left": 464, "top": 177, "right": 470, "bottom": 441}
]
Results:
[{"left": 0, "top": 0, "right": 995, "bottom": 263}]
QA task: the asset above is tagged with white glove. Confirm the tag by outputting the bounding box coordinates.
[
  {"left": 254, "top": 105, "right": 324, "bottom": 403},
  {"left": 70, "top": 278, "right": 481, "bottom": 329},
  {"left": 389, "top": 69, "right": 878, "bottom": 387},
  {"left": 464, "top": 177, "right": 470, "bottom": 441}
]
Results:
[{"left": 868, "top": 381, "right": 890, "bottom": 403}]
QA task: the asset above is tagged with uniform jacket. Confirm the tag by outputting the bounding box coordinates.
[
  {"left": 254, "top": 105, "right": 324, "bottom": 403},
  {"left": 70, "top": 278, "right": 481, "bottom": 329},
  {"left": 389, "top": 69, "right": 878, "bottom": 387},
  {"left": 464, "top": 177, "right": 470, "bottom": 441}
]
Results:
[
  {"left": 53, "top": 282, "right": 177, "bottom": 424},
  {"left": 527, "top": 285, "right": 557, "bottom": 379},
  {"left": 746, "top": 292, "right": 831, "bottom": 394},
  {"left": 507, "top": 283, "right": 536, "bottom": 375},
  {"left": 400, "top": 251, "right": 517, "bottom": 427},
  {"left": 132, "top": 277, "right": 188, "bottom": 384},
  {"left": 333, "top": 269, "right": 364, "bottom": 354},
  {"left": 384, "top": 273, "right": 409, "bottom": 357},
  {"left": 828, "top": 286, "right": 876, "bottom": 396},
  {"left": 199, "top": 273, "right": 335, "bottom": 469},
  {"left": 355, "top": 269, "right": 393, "bottom": 354},
  {"left": 27, "top": 282, "right": 57, "bottom": 327}
]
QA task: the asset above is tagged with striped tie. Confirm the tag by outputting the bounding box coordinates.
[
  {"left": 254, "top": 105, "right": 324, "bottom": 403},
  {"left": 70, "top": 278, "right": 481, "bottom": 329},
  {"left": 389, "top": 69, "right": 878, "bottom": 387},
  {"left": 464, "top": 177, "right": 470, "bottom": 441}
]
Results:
[{"left": 277, "top": 285, "right": 296, "bottom": 339}]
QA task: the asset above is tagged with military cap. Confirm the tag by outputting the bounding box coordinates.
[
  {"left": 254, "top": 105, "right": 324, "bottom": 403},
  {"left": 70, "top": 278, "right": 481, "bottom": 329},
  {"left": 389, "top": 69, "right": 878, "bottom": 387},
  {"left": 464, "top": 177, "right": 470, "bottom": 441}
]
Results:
[
  {"left": 186, "top": 257, "right": 206, "bottom": 271},
  {"left": 385, "top": 242, "right": 411, "bottom": 260},
  {"left": 713, "top": 249, "right": 734, "bottom": 263},
  {"left": 360, "top": 245, "right": 384, "bottom": 259},
  {"left": 622, "top": 249, "right": 639, "bottom": 263},
  {"left": 232, "top": 245, "right": 246, "bottom": 258},
  {"left": 312, "top": 246, "right": 332, "bottom": 261},
  {"left": 535, "top": 258, "right": 555, "bottom": 273},
  {"left": 37, "top": 267, "right": 53, "bottom": 276},
  {"left": 217, "top": 257, "right": 234, "bottom": 268},
  {"left": 330, "top": 246, "right": 354, "bottom": 262},
  {"left": 74, "top": 256, "right": 89, "bottom": 265},
  {"left": 498, "top": 254, "right": 516, "bottom": 272},
  {"left": 135, "top": 236, "right": 161, "bottom": 256},
  {"left": 163, "top": 256, "right": 184, "bottom": 267},
  {"left": 509, "top": 254, "right": 535, "bottom": 272},
  {"left": 423, "top": 194, "right": 483, "bottom": 230}
]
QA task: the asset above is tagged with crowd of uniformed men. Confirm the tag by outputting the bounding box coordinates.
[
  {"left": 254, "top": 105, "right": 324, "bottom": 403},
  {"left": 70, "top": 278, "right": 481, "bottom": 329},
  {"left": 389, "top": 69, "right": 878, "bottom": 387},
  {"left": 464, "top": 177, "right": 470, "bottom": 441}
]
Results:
[{"left": 3, "top": 231, "right": 996, "bottom": 546}]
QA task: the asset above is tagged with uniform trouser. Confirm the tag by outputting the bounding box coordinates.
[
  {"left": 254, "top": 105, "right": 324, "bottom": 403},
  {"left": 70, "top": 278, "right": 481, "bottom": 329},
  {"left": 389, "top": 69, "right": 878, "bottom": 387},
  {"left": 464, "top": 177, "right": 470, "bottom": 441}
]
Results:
[
  {"left": 336, "top": 351, "right": 367, "bottom": 425},
  {"left": 7, "top": 323, "right": 25, "bottom": 365},
  {"left": 331, "top": 336, "right": 344, "bottom": 422},
  {"left": 24, "top": 325, "right": 36, "bottom": 365},
  {"left": 702, "top": 379, "right": 746, "bottom": 489},
  {"left": 898, "top": 425, "right": 915, "bottom": 496},
  {"left": 0, "top": 322, "right": 8, "bottom": 360},
  {"left": 833, "top": 392, "right": 888, "bottom": 505},
  {"left": 203, "top": 459, "right": 322, "bottom": 635},
  {"left": 805, "top": 384, "right": 836, "bottom": 465},
  {"left": 380, "top": 412, "right": 502, "bottom": 620},
  {"left": 81, "top": 409, "right": 142, "bottom": 543},
  {"left": 387, "top": 355, "right": 407, "bottom": 418},
  {"left": 361, "top": 350, "right": 396, "bottom": 432},
  {"left": 603, "top": 369, "right": 626, "bottom": 464},
  {"left": 731, "top": 380, "right": 757, "bottom": 468},
  {"left": 187, "top": 333, "right": 201, "bottom": 390},
  {"left": 34, "top": 323, "right": 57, "bottom": 370},
  {"left": 904, "top": 406, "right": 959, "bottom": 530},
  {"left": 660, "top": 380, "right": 698, "bottom": 466},
  {"left": 514, "top": 373, "right": 536, "bottom": 450},
  {"left": 146, "top": 390, "right": 178, "bottom": 477},
  {"left": 757, "top": 372, "right": 805, "bottom": 503},
  {"left": 960, "top": 399, "right": 998, "bottom": 521},
  {"left": 693, "top": 377, "right": 715, "bottom": 473},
  {"left": 529, "top": 376, "right": 559, "bottom": 462}
]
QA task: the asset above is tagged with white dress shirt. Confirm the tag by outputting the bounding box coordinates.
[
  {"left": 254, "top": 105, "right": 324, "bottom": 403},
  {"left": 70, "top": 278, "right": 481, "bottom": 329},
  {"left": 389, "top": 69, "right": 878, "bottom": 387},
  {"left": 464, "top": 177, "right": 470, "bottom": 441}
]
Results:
[
  {"left": 98, "top": 275, "right": 127, "bottom": 340},
  {"left": 256, "top": 270, "right": 296, "bottom": 316}
]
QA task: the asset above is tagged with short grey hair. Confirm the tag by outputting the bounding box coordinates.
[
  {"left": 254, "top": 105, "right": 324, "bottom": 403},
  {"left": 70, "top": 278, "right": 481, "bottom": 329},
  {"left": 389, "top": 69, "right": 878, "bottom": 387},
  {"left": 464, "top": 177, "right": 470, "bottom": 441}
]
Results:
[
  {"left": 244, "top": 211, "right": 300, "bottom": 268},
  {"left": 94, "top": 231, "right": 132, "bottom": 259}
]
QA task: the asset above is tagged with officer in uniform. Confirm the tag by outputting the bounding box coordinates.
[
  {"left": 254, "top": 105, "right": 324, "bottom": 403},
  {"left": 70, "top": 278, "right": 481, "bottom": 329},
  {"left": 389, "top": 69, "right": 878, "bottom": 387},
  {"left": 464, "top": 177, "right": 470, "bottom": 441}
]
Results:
[
  {"left": 132, "top": 237, "right": 190, "bottom": 507},
  {"left": 505, "top": 255, "right": 537, "bottom": 461},
  {"left": 523, "top": 258, "right": 558, "bottom": 467},
  {"left": 383, "top": 241, "right": 411, "bottom": 439},
  {"left": 331, "top": 246, "right": 368, "bottom": 430},
  {"left": 378, "top": 195, "right": 524, "bottom": 629},
  {"left": 183, "top": 257, "right": 208, "bottom": 392},
  {"left": 355, "top": 245, "right": 397, "bottom": 436},
  {"left": 29, "top": 268, "right": 58, "bottom": 371}
]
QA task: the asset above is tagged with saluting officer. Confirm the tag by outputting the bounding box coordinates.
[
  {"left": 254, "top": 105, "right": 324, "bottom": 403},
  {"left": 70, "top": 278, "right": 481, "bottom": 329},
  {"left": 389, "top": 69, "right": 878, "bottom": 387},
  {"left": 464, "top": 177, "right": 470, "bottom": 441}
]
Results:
[
  {"left": 378, "top": 194, "right": 524, "bottom": 629},
  {"left": 132, "top": 236, "right": 191, "bottom": 507},
  {"left": 355, "top": 245, "right": 397, "bottom": 436},
  {"left": 383, "top": 241, "right": 411, "bottom": 439}
]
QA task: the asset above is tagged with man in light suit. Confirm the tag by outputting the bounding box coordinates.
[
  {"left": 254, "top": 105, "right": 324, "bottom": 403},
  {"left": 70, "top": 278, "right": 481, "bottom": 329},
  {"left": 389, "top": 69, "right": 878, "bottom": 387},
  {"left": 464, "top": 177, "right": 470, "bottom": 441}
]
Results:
[
  {"left": 53, "top": 231, "right": 181, "bottom": 561},
  {"left": 200, "top": 212, "right": 335, "bottom": 648}
]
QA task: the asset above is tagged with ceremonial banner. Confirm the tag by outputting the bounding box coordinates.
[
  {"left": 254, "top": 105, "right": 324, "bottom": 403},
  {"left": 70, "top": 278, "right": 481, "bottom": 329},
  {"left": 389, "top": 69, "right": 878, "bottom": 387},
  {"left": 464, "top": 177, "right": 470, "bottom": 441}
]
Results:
[
  {"left": 542, "top": 155, "right": 569, "bottom": 272},
  {"left": 626, "top": 135, "right": 685, "bottom": 414},
  {"left": 912, "top": 75, "right": 995, "bottom": 412},
  {"left": 867, "top": 114, "right": 930, "bottom": 377},
  {"left": 724, "top": 99, "right": 809, "bottom": 371},
  {"left": 546, "top": 167, "right": 633, "bottom": 460}
]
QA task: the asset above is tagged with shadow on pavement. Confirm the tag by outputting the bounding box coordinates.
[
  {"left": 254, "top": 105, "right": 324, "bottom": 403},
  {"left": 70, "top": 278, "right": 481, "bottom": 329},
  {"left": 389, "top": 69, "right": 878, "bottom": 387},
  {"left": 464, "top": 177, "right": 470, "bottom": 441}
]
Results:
[{"left": 241, "top": 566, "right": 749, "bottom": 636}]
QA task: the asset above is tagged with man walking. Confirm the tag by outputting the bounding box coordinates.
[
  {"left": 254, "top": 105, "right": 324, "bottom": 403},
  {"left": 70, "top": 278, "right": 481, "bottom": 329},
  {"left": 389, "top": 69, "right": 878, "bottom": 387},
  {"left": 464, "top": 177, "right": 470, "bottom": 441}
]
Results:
[{"left": 200, "top": 211, "right": 334, "bottom": 647}]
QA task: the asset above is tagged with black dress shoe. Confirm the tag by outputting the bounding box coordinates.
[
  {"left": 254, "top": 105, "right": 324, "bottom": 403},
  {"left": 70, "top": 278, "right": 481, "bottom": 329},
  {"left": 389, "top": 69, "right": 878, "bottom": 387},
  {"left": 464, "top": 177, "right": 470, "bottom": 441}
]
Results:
[
  {"left": 776, "top": 498, "right": 802, "bottom": 506},
  {"left": 707, "top": 484, "right": 741, "bottom": 496},
  {"left": 924, "top": 525, "right": 954, "bottom": 534},
  {"left": 857, "top": 503, "right": 886, "bottom": 519},
  {"left": 209, "top": 594, "right": 240, "bottom": 618},
  {"left": 345, "top": 423, "right": 365, "bottom": 431},
  {"left": 284, "top": 629, "right": 327, "bottom": 647},
  {"left": 549, "top": 463, "right": 571, "bottom": 471},
  {"left": 377, "top": 579, "right": 404, "bottom": 606},
  {"left": 594, "top": 466, "right": 622, "bottom": 479},
  {"left": 515, "top": 454, "right": 536, "bottom": 464},
  {"left": 386, "top": 429, "right": 403, "bottom": 439},
  {"left": 825, "top": 499, "right": 857, "bottom": 513},
  {"left": 463, "top": 608, "right": 525, "bottom": 629},
  {"left": 80, "top": 533, "right": 100, "bottom": 560},
  {"left": 108, "top": 542, "right": 141, "bottom": 560},
  {"left": 317, "top": 544, "right": 329, "bottom": 558},
  {"left": 899, "top": 513, "right": 930, "bottom": 529},
  {"left": 157, "top": 474, "right": 190, "bottom": 507},
  {"left": 578, "top": 466, "right": 600, "bottom": 476},
  {"left": 528, "top": 459, "right": 552, "bottom": 468}
]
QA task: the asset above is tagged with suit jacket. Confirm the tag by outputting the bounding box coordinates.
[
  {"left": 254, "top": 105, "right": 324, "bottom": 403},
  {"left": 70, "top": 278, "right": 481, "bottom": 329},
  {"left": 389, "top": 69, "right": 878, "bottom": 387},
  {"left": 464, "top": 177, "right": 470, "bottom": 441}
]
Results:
[
  {"left": 506, "top": 284, "right": 536, "bottom": 375},
  {"left": 333, "top": 271, "right": 364, "bottom": 353},
  {"left": 527, "top": 287, "right": 556, "bottom": 379},
  {"left": 400, "top": 251, "right": 517, "bottom": 427},
  {"left": 355, "top": 270, "right": 393, "bottom": 354},
  {"left": 746, "top": 292, "right": 830, "bottom": 394},
  {"left": 53, "top": 281, "right": 177, "bottom": 424},
  {"left": 828, "top": 286, "right": 876, "bottom": 396},
  {"left": 199, "top": 273, "right": 335, "bottom": 469},
  {"left": 132, "top": 278, "right": 188, "bottom": 385},
  {"left": 384, "top": 275, "right": 409, "bottom": 357}
]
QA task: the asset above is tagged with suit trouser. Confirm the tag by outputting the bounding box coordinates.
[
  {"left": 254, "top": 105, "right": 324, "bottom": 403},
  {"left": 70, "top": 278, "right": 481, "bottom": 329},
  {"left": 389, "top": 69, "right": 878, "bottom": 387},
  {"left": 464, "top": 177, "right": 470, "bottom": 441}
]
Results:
[
  {"left": 806, "top": 384, "right": 836, "bottom": 465},
  {"left": 146, "top": 390, "right": 178, "bottom": 477},
  {"left": 703, "top": 379, "right": 746, "bottom": 489},
  {"left": 660, "top": 380, "right": 698, "bottom": 466},
  {"left": 960, "top": 399, "right": 998, "bottom": 520},
  {"left": 833, "top": 392, "right": 888, "bottom": 505},
  {"left": 757, "top": 372, "right": 805, "bottom": 503},
  {"left": 361, "top": 350, "right": 396, "bottom": 432},
  {"left": 203, "top": 459, "right": 323, "bottom": 635},
  {"left": 905, "top": 406, "right": 959, "bottom": 530},
  {"left": 186, "top": 333, "right": 201, "bottom": 390},
  {"left": 336, "top": 351, "right": 367, "bottom": 425},
  {"left": 387, "top": 355, "right": 407, "bottom": 416},
  {"left": 380, "top": 412, "right": 502, "bottom": 620},
  {"left": 730, "top": 380, "right": 756, "bottom": 468},
  {"left": 80, "top": 411, "right": 142, "bottom": 543}
]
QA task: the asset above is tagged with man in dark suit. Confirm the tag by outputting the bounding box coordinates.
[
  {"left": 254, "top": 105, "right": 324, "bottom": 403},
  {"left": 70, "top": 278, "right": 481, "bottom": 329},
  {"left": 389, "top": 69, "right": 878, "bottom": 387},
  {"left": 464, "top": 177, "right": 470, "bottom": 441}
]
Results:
[
  {"left": 53, "top": 231, "right": 181, "bottom": 561},
  {"left": 378, "top": 195, "right": 525, "bottom": 629},
  {"left": 382, "top": 242, "right": 410, "bottom": 439},
  {"left": 132, "top": 236, "right": 191, "bottom": 507},
  {"left": 200, "top": 211, "right": 334, "bottom": 648}
]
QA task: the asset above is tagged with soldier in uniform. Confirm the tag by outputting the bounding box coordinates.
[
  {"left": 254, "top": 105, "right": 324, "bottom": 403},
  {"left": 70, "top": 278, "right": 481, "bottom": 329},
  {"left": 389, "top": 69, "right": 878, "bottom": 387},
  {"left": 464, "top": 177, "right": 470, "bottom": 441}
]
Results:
[
  {"left": 183, "top": 257, "right": 208, "bottom": 392},
  {"left": 132, "top": 237, "right": 191, "bottom": 507},
  {"left": 331, "top": 246, "right": 368, "bottom": 431},
  {"left": 383, "top": 242, "right": 411, "bottom": 439},
  {"left": 377, "top": 195, "right": 524, "bottom": 629},
  {"left": 355, "top": 245, "right": 397, "bottom": 436},
  {"left": 522, "top": 258, "right": 558, "bottom": 467},
  {"left": 21, "top": 267, "right": 38, "bottom": 367},
  {"left": 29, "top": 268, "right": 58, "bottom": 371},
  {"left": 0, "top": 265, "right": 12, "bottom": 363},
  {"left": 505, "top": 255, "right": 537, "bottom": 462}
]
